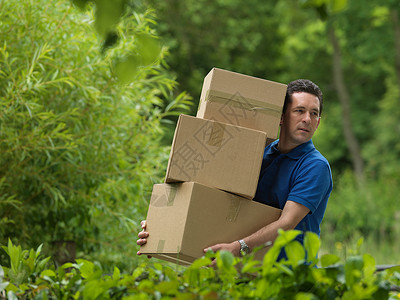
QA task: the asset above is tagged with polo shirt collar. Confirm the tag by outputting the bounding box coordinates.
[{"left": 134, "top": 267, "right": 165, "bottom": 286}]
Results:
[
  {"left": 270, "top": 139, "right": 315, "bottom": 159},
  {"left": 266, "top": 140, "right": 280, "bottom": 155},
  {"left": 285, "top": 140, "right": 315, "bottom": 159}
]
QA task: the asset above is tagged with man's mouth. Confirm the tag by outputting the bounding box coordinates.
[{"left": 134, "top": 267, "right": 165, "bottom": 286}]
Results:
[{"left": 298, "top": 128, "right": 310, "bottom": 133}]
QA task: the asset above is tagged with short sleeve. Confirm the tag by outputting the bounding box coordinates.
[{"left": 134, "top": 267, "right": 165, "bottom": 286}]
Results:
[{"left": 287, "top": 158, "right": 332, "bottom": 214}]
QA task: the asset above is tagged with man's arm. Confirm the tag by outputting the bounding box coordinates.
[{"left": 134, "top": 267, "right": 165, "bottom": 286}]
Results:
[{"left": 204, "top": 200, "right": 310, "bottom": 256}]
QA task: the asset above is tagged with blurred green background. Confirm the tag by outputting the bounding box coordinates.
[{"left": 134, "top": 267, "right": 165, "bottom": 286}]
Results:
[{"left": 1, "top": 0, "right": 399, "bottom": 272}]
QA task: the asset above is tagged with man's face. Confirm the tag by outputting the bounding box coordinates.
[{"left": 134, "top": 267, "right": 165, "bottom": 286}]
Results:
[{"left": 279, "top": 92, "right": 321, "bottom": 151}]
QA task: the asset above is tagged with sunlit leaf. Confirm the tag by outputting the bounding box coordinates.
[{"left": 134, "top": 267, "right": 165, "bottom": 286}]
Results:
[
  {"left": 320, "top": 254, "right": 340, "bottom": 267},
  {"left": 304, "top": 231, "right": 320, "bottom": 263},
  {"left": 40, "top": 270, "right": 56, "bottom": 278},
  {"left": 330, "top": 0, "right": 348, "bottom": 13},
  {"left": 114, "top": 54, "right": 142, "bottom": 84},
  {"left": 285, "top": 241, "right": 306, "bottom": 266},
  {"left": 112, "top": 266, "right": 120, "bottom": 281},
  {"left": 71, "top": 0, "right": 91, "bottom": 10},
  {"left": 76, "top": 259, "right": 95, "bottom": 279},
  {"left": 218, "top": 251, "right": 234, "bottom": 270},
  {"left": 156, "top": 281, "right": 179, "bottom": 294},
  {"left": 94, "top": 0, "right": 125, "bottom": 38},
  {"left": 190, "top": 256, "right": 212, "bottom": 269},
  {"left": 136, "top": 33, "right": 161, "bottom": 65}
]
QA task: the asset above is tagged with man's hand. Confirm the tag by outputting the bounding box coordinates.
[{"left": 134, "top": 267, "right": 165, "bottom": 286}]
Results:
[
  {"left": 203, "top": 241, "right": 241, "bottom": 257},
  {"left": 136, "top": 220, "right": 151, "bottom": 257}
]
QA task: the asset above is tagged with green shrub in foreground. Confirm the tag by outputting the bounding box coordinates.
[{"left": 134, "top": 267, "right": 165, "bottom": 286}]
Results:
[{"left": 1, "top": 230, "right": 399, "bottom": 299}]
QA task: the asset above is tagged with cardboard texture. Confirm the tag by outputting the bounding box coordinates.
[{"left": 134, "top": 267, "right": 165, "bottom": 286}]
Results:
[
  {"left": 196, "top": 67, "right": 287, "bottom": 138},
  {"left": 140, "top": 182, "right": 282, "bottom": 265},
  {"left": 165, "top": 114, "right": 267, "bottom": 199}
]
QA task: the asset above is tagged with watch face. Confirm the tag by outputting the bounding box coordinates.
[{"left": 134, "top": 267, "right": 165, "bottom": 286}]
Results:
[{"left": 239, "top": 240, "right": 250, "bottom": 256}]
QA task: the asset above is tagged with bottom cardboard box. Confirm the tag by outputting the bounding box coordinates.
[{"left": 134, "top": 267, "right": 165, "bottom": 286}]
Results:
[{"left": 140, "top": 182, "right": 282, "bottom": 265}]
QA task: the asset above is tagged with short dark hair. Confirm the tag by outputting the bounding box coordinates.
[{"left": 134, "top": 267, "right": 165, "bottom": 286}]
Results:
[{"left": 283, "top": 79, "right": 323, "bottom": 116}]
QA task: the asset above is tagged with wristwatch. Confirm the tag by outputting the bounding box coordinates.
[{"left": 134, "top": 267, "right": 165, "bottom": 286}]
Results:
[{"left": 238, "top": 239, "right": 250, "bottom": 257}]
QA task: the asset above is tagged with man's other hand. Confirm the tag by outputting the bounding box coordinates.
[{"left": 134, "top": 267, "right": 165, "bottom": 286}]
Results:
[{"left": 136, "top": 220, "right": 151, "bottom": 257}]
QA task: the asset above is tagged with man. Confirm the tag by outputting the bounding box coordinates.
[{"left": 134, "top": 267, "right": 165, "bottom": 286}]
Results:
[{"left": 137, "top": 79, "right": 332, "bottom": 260}]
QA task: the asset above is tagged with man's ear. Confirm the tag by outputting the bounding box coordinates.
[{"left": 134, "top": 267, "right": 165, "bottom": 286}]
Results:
[
  {"left": 316, "top": 117, "right": 321, "bottom": 129},
  {"left": 280, "top": 114, "right": 284, "bottom": 125}
]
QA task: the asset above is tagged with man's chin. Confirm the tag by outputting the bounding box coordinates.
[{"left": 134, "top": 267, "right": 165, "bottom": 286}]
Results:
[{"left": 293, "top": 135, "right": 311, "bottom": 145}]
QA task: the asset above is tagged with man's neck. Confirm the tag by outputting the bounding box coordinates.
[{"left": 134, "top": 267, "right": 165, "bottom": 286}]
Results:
[
  {"left": 277, "top": 140, "right": 309, "bottom": 154},
  {"left": 276, "top": 141, "right": 294, "bottom": 154}
]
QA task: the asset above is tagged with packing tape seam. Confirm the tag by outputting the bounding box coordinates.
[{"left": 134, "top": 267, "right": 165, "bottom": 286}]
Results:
[
  {"left": 226, "top": 196, "right": 241, "bottom": 222},
  {"left": 167, "top": 185, "right": 177, "bottom": 206},
  {"left": 204, "top": 90, "right": 283, "bottom": 117},
  {"left": 206, "top": 121, "right": 225, "bottom": 147},
  {"left": 157, "top": 240, "right": 165, "bottom": 252}
]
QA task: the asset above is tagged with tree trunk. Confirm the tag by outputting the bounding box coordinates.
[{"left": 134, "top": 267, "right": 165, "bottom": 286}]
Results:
[
  {"left": 390, "top": 9, "right": 400, "bottom": 90},
  {"left": 328, "top": 25, "right": 365, "bottom": 184}
]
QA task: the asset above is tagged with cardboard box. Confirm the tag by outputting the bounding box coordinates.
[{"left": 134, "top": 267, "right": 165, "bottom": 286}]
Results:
[
  {"left": 165, "top": 114, "right": 267, "bottom": 199},
  {"left": 140, "top": 182, "right": 282, "bottom": 265},
  {"left": 196, "top": 67, "right": 287, "bottom": 138}
]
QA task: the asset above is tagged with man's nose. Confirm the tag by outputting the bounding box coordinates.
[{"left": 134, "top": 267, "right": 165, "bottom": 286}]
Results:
[{"left": 302, "top": 112, "right": 311, "bottom": 123}]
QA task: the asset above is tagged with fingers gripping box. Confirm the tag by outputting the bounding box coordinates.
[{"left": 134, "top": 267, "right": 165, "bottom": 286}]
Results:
[
  {"left": 165, "top": 114, "right": 268, "bottom": 199},
  {"left": 140, "top": 182, "right": 282, "bottom": 265},
  {"left": 197, "top": 67, "right": 287, "bottom": 138}
]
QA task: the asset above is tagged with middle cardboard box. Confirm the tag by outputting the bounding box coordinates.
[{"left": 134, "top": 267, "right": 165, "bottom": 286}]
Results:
[{"left": 165, "top": 114, "right": 268, "bottom": 199}]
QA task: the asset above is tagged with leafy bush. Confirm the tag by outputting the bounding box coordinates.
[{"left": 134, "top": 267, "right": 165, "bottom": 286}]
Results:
[
  {"left": 321, "top": 170, "right": 400, "bottom": 265},
  {"left": 0, "top": 0, "right": 191, "bottom": 270},
  {"left": 1, "top": 231, "right": 399, "bottom": 299}
]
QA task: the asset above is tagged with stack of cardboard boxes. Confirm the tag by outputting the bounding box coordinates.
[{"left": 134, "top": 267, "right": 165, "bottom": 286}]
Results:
[{"left": 139, "top": 68, "right": 287, "bottom": 265}]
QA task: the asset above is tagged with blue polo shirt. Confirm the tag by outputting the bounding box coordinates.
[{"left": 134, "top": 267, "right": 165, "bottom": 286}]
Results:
[{"left": 254, "top": 139, "right": 332, "bottom": 255}]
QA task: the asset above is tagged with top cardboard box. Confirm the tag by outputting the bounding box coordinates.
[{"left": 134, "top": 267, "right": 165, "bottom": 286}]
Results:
[{"left": 197, "top": 68, "right": 287, "bottom": 138}]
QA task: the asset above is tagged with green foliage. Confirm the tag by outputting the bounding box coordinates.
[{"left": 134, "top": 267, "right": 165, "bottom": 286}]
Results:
[
  {"left": 1, "top": 232, "right": 399, "bottom": 299},
  {"left": 1, "top": 240, "right": 50, "bottom": 287},
  {"left": 2, "top": 0, "right": 400, "bottom": 277},
  {"left": 322, "top": 171, "right": 400, "bottom": 245},
  {"left": 147, "top": 0, "right": 286, "bottom": 116},
  {"left": 0, "top": 0, "right": 192, "bottom": 270}
]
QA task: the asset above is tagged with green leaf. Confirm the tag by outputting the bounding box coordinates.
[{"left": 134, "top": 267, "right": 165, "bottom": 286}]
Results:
[
  {"left": 36, "top": 256, "right": 51, "bottom": 273},
  {"left": 274, "top": 229, "right": 302, "bottom": 248},
  {"left": 330, "top": 0, "right": 348, "bottom": 13},
  {"left": 71, "top": 0, "right": 91, "bottom": 10},
  {"left": 40, "top": 269, "right": 56, "bottom": 278},
  {"left": 82, "top": 280, "right": 107, "bottom": 300},
  {"left": 136, "top": 33, "right": 161, "bottom": 65},
  {"left": 262, "top": 245, "right": 281, "bottom": 273},
  {"left": 344, "top": 256, "right": 364, "bottom": 287},
  {"left": 7, "top": 291, "right": 18, "bottom": 300},
  {"left": 114, "top": 54, "right": 142, "bottom": 84},
  {"left": 112, "top": 266, "right": 120, "bottom": 281},
  {"left": 5, "top": 283, "right": 18, "bottom": 293},
  {"left": 320, "top": 254, "right": 340, "bottom": 267},
  {"left": 156, "top": 281, "right": 179, "bottom": 294},
  {"left": 285, "top": 240, "right": 306, "bottom": 266},
  {"left": 218, "top": 251, "right": 234, "bottom": 270},
  {"left": 275, "top": 262, "right": 294, "bottom": 276},
  {"left": 295, "top": 292, "right": 319, "bottom": 300},
  {"left": 190, "top": 256, "right": 212, "bottom": 269},
  {"left": 304, "top": 231, "right": 320, "bottom": 263},
  {"left": 0, "top": 282, "right": 9, "bottom": 292},
  {"left": 362, "top": 254, "right": 376, "bottom": 277},
  {"left": 94, "top": 0, "right": 125, "bottom": 38},
  {"left": 75, "top": 259, "right": 95, "bottom": 279},
  {"left": 241, "top": 260, "right": 261, "bottom": 274}
]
